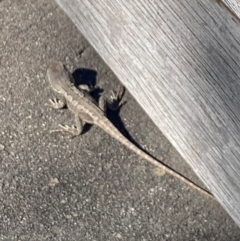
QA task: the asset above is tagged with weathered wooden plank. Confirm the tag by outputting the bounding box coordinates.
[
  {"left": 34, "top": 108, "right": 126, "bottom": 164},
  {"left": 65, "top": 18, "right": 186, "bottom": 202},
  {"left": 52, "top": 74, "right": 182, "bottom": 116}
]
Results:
[
  {"left": 223, "top": 0, "right": 240, "bottom": 18},
  {"left": 54, "top": 0, "right": 240, "bottom": 226}
]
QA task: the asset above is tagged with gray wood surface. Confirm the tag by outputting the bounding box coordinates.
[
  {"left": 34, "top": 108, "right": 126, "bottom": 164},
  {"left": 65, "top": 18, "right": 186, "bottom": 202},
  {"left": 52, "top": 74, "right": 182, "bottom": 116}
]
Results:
[
  {"left": 54, "top": 0, "right": 240, "bottom": 226},
  {"left": 223, "top": 0, "right": 240, "bottom": 18}
]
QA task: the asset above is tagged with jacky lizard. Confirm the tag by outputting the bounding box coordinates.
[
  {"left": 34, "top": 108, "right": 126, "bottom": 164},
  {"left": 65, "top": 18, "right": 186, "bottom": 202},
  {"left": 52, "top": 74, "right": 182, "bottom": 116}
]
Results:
[{"left": 47, "top": 60, "right": 214, "bottom": 199}]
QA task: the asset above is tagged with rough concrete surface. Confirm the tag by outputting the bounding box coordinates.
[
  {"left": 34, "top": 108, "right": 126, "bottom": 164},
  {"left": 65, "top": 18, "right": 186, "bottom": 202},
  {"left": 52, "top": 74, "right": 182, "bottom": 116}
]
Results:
[{"left": 0, "top": 1, "right": 239, "bottom": 240}]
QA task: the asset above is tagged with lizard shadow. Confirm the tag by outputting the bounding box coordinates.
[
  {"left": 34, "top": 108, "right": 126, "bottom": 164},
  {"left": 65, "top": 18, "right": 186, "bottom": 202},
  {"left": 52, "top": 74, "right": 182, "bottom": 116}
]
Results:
[
  {"left": 73, "top": 67, "right": 124, "bottom": 135},
  {"left": 72, "top": 68, "right": 148, "bottom": 151},
  {"left": 107, "top": 109, "right": 156, "bottom": 155},
  {"left": 72, "top": 68, "right": 98, "bottom": 87}
]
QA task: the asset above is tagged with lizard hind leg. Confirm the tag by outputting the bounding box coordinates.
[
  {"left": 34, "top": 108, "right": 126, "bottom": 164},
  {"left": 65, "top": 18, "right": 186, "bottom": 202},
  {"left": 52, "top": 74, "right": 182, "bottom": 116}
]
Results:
[
  {"left": 48, "top": 98, "right": 66, "bottom": 109},
  {"left": 58, "top": 115, "right": 84, "bottom": 137}
]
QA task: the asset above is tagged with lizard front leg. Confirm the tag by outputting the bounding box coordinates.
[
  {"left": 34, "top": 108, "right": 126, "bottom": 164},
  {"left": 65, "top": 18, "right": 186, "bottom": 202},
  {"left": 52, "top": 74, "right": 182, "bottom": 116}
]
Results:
[
  {"left": 48, "top": 98, "right": 84, "bottom": 136},
  {"left": 99, "top": 85, "right": 125, "bottom": 112}
]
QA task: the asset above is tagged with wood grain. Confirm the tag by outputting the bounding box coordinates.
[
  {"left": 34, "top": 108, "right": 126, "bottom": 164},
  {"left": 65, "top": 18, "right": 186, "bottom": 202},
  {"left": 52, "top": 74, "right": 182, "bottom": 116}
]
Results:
[
  {"left": 223, "top": 0, "right": 240, "bottom": 19},
  {"left": 54, "top": 0, "right": 240, "bottom": 226}
]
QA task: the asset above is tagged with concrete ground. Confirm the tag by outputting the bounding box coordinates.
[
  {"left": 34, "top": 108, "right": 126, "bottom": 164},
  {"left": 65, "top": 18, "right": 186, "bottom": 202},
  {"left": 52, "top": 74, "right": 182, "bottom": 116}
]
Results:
[{"left": 0, "top": 1, "right": 239, "bottom": 240}]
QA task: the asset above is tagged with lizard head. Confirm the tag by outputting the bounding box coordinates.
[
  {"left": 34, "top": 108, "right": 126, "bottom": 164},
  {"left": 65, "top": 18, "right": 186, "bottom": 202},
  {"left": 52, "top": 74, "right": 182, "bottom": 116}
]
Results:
[{"left": 47, "top": 60, "right": 74, "bottom": 93}]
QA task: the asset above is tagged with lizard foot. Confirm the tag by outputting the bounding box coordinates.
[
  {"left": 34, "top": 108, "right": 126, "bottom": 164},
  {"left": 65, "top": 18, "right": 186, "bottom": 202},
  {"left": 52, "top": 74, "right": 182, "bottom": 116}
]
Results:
[
  {"left": 58, "top": 124, "right": 82, "bottom": 137},
  {"left": 50, "top": 124, "right": 80, "bottom": 135},
  {"left": 108, "top": 85, "right": 126, "bottom": 111},
  {"left": 48, "top": 98, "right": 66, "bottom": 109}
]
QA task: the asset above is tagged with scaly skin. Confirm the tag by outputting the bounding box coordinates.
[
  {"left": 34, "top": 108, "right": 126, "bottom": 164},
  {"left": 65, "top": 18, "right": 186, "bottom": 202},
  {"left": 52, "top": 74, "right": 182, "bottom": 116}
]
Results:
[{"left": 47, "top": 60, "right": 214, "bottom": 200}]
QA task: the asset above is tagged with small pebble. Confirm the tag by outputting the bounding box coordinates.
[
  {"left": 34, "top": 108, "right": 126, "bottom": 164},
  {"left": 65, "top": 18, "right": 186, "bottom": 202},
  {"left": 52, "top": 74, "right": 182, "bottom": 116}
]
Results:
[
  {"left": 49, "top": 177, "right": 59, "bottom": 187},
  {"left": 0, "top": 143, "right": 4, "bottom": 151}
]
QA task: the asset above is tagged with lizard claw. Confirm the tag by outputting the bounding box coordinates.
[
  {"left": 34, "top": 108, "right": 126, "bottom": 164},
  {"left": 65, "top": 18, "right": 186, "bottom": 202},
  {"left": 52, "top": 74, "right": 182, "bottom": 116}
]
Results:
[
  {"left": 58, "top": 124, "right": 81, "bottom": 137},
  {"left": 108, "top": 85, "right": 126, "bottom": 110},
  {"left": 48, "top": 98, "right": 66, "bottom": 109},
  {"left": 59, "top": 124, "right": 75, "bottom": 129},
  {"left": 50, "top": 125, "right": 78, "bottom": 139}
]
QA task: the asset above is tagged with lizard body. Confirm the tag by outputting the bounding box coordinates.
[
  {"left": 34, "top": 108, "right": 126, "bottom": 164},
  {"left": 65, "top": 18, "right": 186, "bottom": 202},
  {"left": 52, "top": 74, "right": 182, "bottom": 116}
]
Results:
[{"left": 47, "top": 60, "right": 214, "bottom": 199}]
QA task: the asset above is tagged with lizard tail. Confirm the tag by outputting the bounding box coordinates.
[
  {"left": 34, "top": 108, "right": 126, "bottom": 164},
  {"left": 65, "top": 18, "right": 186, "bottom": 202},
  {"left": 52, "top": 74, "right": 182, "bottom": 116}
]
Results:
[{"left": 97, "top": 119, "right": 214, "bottom": 200}]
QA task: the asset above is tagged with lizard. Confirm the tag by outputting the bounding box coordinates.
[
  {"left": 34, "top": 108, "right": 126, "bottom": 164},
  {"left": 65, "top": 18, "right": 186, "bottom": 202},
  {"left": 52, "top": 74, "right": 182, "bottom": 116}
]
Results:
[{"left": 46, "top": 60, "right": 214, "bottom": 200}]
